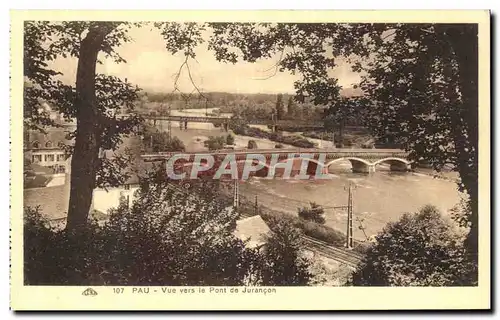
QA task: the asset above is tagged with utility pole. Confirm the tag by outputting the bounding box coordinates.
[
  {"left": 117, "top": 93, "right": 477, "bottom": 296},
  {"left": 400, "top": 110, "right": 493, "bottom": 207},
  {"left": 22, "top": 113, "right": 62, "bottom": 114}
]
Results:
[
  {"left": 254, "top": 195, "right": 258, "bottom": 215},
  {"left": 233, "top": 179, "right": 239, "bottom": 209},
  {"left": 159, "top": 103, "right": 164, "bottom": 132},
  {"left": 167, "top": 105, "right": 172, "bottom": 141}
]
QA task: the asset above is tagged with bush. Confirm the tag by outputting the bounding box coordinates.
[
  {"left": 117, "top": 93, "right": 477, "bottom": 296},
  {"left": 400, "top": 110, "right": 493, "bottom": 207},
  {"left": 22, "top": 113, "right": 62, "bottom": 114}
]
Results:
[
  {"left": 247, "top": 140, "right": 258, "bottom": 149},
  {"left": 24, "top": 183, "right": 257, "bottom": 286},
  {"left": 349, "top": 205, "right": 477, "bottom": 286},
  {"left": 298, "top": 202, "right": 326, "bottom": 224},
  {"left": 167, "top": 136, "right": 186, "bottom": 152},
  {"left": 204, "top": 136, "right": 226, "bottom": 151},
  {"left": 24, "top": 179, "right": 323, "bottom": 286},
  {"left": 260, "top": 219, "right": 312, "bottom": 285},
  {"left": 232, "top": 125, "right": 246, "bottom": 135},
  {"left": 144, "top": 129, "right": 186, "bottom": 152},
  {"left": 260, "top": 209, "right": 352, "bottom": 251},
  {"left": 231, "top": 122, "right": 316, "bottom": 149}
]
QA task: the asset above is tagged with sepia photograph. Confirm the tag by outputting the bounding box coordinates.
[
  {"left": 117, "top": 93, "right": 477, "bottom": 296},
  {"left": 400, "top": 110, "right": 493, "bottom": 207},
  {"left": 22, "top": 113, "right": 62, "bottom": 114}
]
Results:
[{"left": 10, "top": 10, "right": 491, "bottom": 311}]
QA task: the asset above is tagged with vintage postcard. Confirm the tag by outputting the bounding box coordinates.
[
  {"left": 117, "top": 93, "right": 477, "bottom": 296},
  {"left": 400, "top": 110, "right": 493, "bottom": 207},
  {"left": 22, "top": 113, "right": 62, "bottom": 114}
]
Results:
[{"left": 10, "top": 10, "right": 491, "bottom": 311}]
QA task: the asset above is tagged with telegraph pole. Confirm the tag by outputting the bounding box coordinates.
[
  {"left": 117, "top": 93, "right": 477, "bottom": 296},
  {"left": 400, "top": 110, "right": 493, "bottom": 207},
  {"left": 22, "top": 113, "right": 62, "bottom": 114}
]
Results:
[
  {"left": 345, "top": 182, "right": 355, "bottom": 249},
  {"left": 159, "top": 103, "right": 164, "bottom": 132},
  {"left": 167, "top": 105, "right": 172, "bottom": 141},
  {"left": 254, "top": 195, "right": 258, "bottom": 215},
  {"left": 233, "top": 179, "right": 240, "bottom": 209}
]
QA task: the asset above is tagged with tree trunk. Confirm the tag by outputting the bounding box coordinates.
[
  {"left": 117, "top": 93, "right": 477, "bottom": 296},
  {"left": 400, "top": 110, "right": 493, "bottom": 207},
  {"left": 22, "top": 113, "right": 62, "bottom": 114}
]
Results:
[
  {"left": 446, "top": 24, "right": 479, "bottom": 257},
  {"left": 66, "top": 24, "right": 115, "bottom": 232}
]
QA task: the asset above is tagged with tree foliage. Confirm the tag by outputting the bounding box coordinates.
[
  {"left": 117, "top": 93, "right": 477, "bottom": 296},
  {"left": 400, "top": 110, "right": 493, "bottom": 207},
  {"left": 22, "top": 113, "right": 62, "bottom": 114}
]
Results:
[
  {"left": 260, "top": 218, "right": 312, "bottom": 285},
  {"left": 142, "top": 126, "right": 186, "bottom": 153},
  {"left": 349, "top": 205, "right": 477, "bottom": 286},
  {"left": 275, "top": 93, "right": 285, "bottom": 120},
  {"left": 24, "top": 177, "right": 319, "bottom": 286},
  {"left": 247, "top": 140, "right": 258, "bottom": 149},
  {"left": 286, "top": 96, "right": 297, "bottom": 118},
  {"left": 298, "top": 202, "right": 326, "bottom": 224},
  {"left": 204, "top": 136, "right": 226, "bottom": 151},
  {"left": 27, "top": 22, "right": 479, "bottom": 259},
  {"left": 226, "top": 134, "right": 235, "bottom": 145},
  {"left": 200, "top": 22, "right": 479, "bottom": 256},
  {"left": 24, "top": 21, "right": 144, "bottom": 230},
  {"left": 24, "top": 180, "right": 252, "bottom": 285}
]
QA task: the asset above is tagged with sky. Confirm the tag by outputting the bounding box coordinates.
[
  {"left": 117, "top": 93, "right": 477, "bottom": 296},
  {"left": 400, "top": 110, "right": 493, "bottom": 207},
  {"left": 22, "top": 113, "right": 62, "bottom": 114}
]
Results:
[{"left": 48, "top": 25, "right": 362, "bottom": 95}]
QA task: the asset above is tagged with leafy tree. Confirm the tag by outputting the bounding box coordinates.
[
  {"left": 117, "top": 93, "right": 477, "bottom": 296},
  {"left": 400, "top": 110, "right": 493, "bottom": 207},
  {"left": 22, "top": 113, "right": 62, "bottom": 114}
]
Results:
[
  {"left": 204, "top": 22, "right": 479, "bottom": 257},
  {"left": 24, "top": 179, "right": 258, "bottom": 285},
  {"left": 25, "top": 177, "right": 320, "bottom": 286},
  {"left": 142, "top": 127, "right": 186, "bottom": 153},
  {"left": 24, "top": 22, "right": 146, "bottom": 231},
  {"left": 286, "top": 96, "right": 296, "bottom": 119},
  {"left": 29, "top": 22, "right": 479, "bottom": 260},
  {"left": 298, "top": 202, "right": 326, "bottom": 224},
  {"left": 349, "top": 205, "right": 477, "bottom": 286},
  {"left": 275, "top": 93, "right": 285, "bottom": 120},
  {"left": 204, "top": 136, "right": 226, "bottom": 151},
  {"left": 260, "top": 218, "right": 312, "bottom": 286},
  {"left": 226, "top": 134, "right": 235, "bottom": 145},
  {"left": 324, "top": 96, "right": 369, "bottom": 147},
  {"left": 247, "top": 140, "right": 258, "bottom": 149}
]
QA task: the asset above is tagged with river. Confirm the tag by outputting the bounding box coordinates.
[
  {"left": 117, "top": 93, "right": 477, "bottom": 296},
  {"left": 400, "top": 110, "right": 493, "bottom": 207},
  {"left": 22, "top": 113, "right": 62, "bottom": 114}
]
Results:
[{"left": 156, "top": 108, "right": 464, "bottom": 241}]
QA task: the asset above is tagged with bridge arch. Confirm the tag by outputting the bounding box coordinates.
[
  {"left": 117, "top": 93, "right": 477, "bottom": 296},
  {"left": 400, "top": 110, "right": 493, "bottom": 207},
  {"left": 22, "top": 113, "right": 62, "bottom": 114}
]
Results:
[
  {"left": 326, "top": 157, "right": 372, "bottom": 167},
  {"left": 373, "top": 157, "right": 411, "bottom": 166},
  {"left": 326, "top": 157, "right": 374, "bottom": 174},
  {"left": 373, "top": 157, "right": 411, "bottom": 172}
]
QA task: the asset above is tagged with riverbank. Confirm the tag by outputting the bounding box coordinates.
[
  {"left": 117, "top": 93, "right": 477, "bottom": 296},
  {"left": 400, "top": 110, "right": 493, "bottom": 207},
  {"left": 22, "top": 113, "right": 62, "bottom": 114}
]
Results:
[
  {"left": 412, "top": 168, "right": 460, "bottom": 183},
  {"left": 230, "top": 123, "right": 317, "bottom": 149},
  {"left": 236, "top": 194, "right": 369, "bottom": 255}
]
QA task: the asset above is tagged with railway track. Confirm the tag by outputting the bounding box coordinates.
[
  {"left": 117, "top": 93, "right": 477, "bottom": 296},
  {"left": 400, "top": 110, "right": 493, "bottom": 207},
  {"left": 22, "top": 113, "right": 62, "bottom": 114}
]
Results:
[
  {"left": 301, "top": 235, "right": 363, "bottom": 268},
  {"left": 239, "top": 212, "right": 364, "bottom": 268}
]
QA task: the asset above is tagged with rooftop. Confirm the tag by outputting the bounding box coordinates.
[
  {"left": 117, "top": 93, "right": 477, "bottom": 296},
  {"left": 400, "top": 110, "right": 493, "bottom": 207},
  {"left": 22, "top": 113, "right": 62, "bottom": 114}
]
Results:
[{"left": 233, "top": 215, "right": 271, "bottom": 249}]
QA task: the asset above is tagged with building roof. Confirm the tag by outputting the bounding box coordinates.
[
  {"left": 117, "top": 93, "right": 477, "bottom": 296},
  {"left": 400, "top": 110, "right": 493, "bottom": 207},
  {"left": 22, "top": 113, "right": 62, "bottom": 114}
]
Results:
[
  {"left": 25, "top": 127, "right": 74, "bottom": 150},
  {"left": 233, "top": 215, "right": 271, "bottom": 249}
]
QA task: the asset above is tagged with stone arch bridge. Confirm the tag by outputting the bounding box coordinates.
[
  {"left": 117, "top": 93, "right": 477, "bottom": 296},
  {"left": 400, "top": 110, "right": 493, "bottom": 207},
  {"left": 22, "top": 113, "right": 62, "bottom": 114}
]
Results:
[{"left": 142, "top": 148, "right": 411, "bottom": 178}]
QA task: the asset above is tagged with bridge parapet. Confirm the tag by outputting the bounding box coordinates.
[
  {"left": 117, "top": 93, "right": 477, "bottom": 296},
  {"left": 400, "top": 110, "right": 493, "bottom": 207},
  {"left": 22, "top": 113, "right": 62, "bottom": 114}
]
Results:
[
  {"left": 140, "top": 148, "right": 412, "bottom": 177},
  {"left": 141, "top": 149, "right": 410, "bottom": 166}
]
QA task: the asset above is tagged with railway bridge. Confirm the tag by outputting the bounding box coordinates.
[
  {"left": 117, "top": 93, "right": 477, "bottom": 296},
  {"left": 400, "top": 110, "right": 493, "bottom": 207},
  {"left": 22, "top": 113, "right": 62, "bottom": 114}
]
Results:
[{"left": 141, "top": 114, "right": 342, "bottom": 131}]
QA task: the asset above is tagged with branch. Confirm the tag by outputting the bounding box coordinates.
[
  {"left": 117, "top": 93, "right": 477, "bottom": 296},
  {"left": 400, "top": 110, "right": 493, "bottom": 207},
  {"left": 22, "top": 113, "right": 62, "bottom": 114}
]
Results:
[{"left": 251, "top": 47, "right": 286, "bottom": 81}]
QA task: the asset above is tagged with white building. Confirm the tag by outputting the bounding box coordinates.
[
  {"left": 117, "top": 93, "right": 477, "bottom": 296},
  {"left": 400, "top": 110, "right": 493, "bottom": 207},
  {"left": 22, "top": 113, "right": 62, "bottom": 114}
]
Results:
[{"left": 91, "top": 181, "right": 140, "bottom": 214}]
